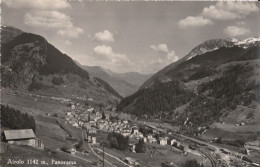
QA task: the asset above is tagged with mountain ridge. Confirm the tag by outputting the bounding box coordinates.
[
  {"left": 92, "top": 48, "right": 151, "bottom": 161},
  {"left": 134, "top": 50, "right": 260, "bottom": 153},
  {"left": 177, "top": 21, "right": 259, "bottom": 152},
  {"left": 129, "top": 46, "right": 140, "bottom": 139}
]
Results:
[
  {"left": 76, "top": 63, "right": 152, "bottom": 97},
  {"left": 1, "top": 26, "right": 122, "bottom": 105},
  {"left": 141, "top": 37, "right": 260, "bottom": 89}
]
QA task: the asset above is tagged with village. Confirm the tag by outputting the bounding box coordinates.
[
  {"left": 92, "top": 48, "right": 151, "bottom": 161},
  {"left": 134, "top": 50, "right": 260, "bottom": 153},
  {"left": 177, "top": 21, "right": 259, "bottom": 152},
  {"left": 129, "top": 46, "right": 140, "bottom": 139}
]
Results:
[{"left": 64, "top": 102, "right": 188, "bottom": 153}]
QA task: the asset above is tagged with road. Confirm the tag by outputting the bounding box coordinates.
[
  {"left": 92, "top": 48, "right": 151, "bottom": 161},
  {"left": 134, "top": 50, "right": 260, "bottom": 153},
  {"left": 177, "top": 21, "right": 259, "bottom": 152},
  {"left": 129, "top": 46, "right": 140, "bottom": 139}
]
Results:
[
  {"left": 94, "top": 148, "right": 132, "bottom": 167},
  {"left": 87, "top": 143, "right": 115, "bottom": 167},
  {"left": 59, "top": 151, "right": 94, "bottom": 167}
]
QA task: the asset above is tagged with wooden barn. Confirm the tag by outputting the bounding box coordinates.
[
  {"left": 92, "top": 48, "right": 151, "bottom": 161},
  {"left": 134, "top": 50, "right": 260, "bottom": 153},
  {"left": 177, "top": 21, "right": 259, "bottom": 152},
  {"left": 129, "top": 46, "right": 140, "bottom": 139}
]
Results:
[{"left": 3, "top": 129, "right": 44, "bottom": 149}]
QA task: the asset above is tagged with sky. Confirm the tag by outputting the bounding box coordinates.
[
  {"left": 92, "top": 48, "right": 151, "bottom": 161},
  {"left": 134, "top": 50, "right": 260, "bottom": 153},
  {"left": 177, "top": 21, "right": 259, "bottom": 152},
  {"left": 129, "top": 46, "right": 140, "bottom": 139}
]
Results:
[{"left": 1, "top": 0, "right": 260, "bottom": 74}]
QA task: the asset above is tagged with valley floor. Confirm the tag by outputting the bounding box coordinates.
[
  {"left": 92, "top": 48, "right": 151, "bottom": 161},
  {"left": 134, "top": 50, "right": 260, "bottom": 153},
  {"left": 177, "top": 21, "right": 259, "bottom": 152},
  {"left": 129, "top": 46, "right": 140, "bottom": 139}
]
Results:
[{"left": 1, "top": 88, "right": 260, "bottom": 167}]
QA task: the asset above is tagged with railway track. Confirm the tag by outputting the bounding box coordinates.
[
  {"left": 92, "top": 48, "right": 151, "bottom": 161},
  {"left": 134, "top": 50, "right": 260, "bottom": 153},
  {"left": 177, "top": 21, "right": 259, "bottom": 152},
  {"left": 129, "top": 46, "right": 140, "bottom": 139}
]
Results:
[{"left": 197, "top": 149, "right": 217, "bottom": 167}]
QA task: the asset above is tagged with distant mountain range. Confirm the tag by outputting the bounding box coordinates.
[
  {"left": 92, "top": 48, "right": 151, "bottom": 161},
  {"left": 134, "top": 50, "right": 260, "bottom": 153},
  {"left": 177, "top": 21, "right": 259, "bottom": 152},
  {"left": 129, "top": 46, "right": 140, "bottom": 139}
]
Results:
[
  {"left": 77, "top": 64, "right": 152, "bottom": 97},
  {"left": 1, "top": 26, "right": 122, "bottom": 105},
  {"left": 118, "top": 37, "right": 260, "bottom": 131}
]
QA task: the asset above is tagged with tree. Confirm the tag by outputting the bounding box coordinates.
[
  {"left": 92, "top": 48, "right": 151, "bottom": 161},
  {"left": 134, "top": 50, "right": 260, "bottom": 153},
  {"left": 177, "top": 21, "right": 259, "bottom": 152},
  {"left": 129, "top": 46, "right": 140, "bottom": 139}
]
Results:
[
  {"left": 106, "top": 132, "right": 129, "bottom": 150},
  {"left": 52, "top": 76, "right": 64, "bottom": 85},
  {"left": 1, "top": 105, "right": 36, "bottom": 132},
  {"left": 135, "top": 138, "right": 146, "bottom": 153},
  {"left": 182, "top": 159, "right": 204, "bottom": 167},
  {"left": 216, "top": 137, "right": 223, "bottom": 144},
  {"left": 75, "top": 140, "right": 83, "bottom": 150},
  {"left": 102, "top": 111, "right": 106, "bottom": 120}
]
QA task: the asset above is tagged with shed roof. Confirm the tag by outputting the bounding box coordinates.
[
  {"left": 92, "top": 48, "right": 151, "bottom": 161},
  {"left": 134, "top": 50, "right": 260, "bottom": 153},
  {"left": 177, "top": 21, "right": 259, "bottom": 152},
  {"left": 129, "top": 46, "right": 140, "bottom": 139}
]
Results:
[{"left": 4, "top": 129, "right": 36, "bottom": 140}]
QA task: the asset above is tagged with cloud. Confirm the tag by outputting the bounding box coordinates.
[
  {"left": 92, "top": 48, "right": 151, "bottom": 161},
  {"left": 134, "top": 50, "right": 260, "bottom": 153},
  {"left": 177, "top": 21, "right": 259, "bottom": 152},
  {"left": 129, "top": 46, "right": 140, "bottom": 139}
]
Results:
[
  {"left": 65, "top": 40, "right": 72, "bottom": 46},
  {"left": 93, "top": 45, "right": 129, "bottom": 64},
  {"left": 202, "top": 2, "right": 259, "bottom": 20},
  {"left": 236, "top": 21, "right": 246, "bottom": 25},
  {"left": 167, "top": 51, "right": 179, "bottom": 62},
  {"left": 94, "top": 30, "right": 115, "bottom": 42},
  {"left": 178, "top": 16, "right": 213, "bottom": 29},
  {"left": 149, "top": 44, "right": 179, "bottom": 69},
  {"left": 24, "top": 11, "right": 71, "bottom": 28},
  {"left": 150, "top": 44, "right": 169, "bottom": 53},
  {"left": 2, "top": 0, "right": 70, "bottom": 10},
  {"left": 24, "top": 11, "right": 83, "bottom": 38},
  {"left": 57, "top": 27, "right": 84, "bottom": 38},
  {"left": 224, "top": 26, "right": 250, "bottom": 37},
  {"left": 75, "top": 44, "right": 179, "bottom": 74},
  {"left": 148, "top": 55, "right": 178, "bottom": 71},
  {"left": 72, "top": 46, "right": 134, "bottom": 73},
  {"left": 178, "top": 2, "right": 259, "bottom": 30}
]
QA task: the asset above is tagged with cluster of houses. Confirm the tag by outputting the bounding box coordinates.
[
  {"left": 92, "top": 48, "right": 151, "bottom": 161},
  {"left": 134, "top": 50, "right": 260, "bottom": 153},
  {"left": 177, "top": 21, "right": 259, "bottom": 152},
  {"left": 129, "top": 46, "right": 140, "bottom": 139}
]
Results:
[{"left": 64, "top": 104, "right": 187, "bottom": 152}]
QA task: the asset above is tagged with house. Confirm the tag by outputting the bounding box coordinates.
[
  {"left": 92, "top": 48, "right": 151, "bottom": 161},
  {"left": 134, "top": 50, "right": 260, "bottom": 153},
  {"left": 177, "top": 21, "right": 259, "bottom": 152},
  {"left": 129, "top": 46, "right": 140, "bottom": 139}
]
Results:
[
  {"left": 97, "top": 123, "right": 105, "bottom": 129},
  {"left": 143, "top": 137, "right": 147, "bottom": 143},
  {"left": 3, "top": 129, "right": 44, "bottom": 149},
  {"left": 132, "top": 128, "right": 139, "bottom": 135},
  {"left": 85, "top": 128, "right": 97, "bottom": 144},
  {"left": 137, "top": 132, "right": 144, "bottom": 138},
  {"left": 66, "top": 112, "right": 72, "bottom": 116},
  {"left": 158, "top": 137, "right": 167, "bottom": 146},
  {"left": 121, "top": 132, "right": 131, "bottom": 137},
  {"left": 124, "top": 157, "right": 139, "bottom": 166},
  {"left": 72, "top": 122, "right": 79, "bottom": 127},
  {"left": 148, "top": 137, "right": 157, "bottom": 144},
  {"left": 129, "top": 144, "right": 136, "bottom": 153},
  {"left": 71, "top": 104, "right": 76, "bottom": 110},
  {"left": 87, "top": 133, "right": 96, "bottom": 144},
  {"left": 87, "top": 107, "right": 94, "bottom": 112},
  {"left": 69, "top": 148, "right": 76, "bottom": 155},
  {"left": 168, "top": 139, "right": 177, "bottom": 146},
  {"left": 123, "top": 128, "right": 132, "bottom": 133},
  {"left": 87, "top": 128, "right": 97, "bottom": 134}
]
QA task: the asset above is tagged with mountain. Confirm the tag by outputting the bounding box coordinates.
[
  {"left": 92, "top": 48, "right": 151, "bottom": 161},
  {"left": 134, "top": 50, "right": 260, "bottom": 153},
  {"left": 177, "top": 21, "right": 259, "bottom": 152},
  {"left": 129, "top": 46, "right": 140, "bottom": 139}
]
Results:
[
  {"left": 1, "top": 25, "right": 24, "bottom": 43},
  {"left": 78, "top": 64, "right": 152, "bottom": 97},
  {"left": 184, "top": 37, "right": 260, "bottom": 61},
  {"left": 141, "top": 37, "right": 260, "bottom": 89},
  {"left": 1, "top": 26, "right": 122, "bottom": 105},
  {"left": 110, "top": 72, "right": 153, "bottom": 88},
  {"left": 118, "top": 37, "right": 260, "bottom": 132}
]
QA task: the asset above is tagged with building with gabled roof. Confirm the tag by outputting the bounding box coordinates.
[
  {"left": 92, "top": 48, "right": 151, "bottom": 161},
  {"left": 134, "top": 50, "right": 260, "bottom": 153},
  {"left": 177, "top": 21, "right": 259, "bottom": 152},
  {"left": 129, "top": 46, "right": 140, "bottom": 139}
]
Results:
[{"left": 3, "top": 129, "right": 44, "bottom": 149}]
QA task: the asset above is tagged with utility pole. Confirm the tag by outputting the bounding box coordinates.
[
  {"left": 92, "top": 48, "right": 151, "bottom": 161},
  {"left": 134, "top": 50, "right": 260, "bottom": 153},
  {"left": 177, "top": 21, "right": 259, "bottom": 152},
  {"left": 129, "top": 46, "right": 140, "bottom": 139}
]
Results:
[
  {"left": 82, "top": 130, "right": 85, "bottom": 149},
  {"left": 103, "top": 141, "right": 105, "bottom": 167}
]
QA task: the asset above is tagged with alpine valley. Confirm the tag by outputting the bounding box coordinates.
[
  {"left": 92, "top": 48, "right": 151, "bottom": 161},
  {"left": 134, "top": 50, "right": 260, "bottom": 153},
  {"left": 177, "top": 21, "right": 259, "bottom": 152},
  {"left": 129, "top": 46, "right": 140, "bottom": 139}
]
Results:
[
  {"left": 118, "top": 37, "right": 260, "bottom": 137},
  {"left": 1, "top": 25, "right": 260, "bottom": 167}
]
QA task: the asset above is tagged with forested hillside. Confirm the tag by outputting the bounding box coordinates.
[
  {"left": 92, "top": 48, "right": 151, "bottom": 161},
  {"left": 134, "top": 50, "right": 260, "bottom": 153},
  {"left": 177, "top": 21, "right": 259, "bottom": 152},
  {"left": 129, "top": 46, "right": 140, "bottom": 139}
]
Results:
[
  {"left": 1, "top": 105, "right": 36, "bottom": 132},
  {"left": 118, "top": 38, "right": 260, "bottom": 129}
]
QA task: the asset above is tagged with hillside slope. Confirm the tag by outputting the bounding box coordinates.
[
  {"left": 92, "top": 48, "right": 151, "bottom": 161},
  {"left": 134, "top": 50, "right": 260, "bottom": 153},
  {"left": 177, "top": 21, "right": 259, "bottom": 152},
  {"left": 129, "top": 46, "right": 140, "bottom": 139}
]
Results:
[
  {"left": 1, "top": 26, "right": 122, "bottom": 105},
  {"left": 80, "top": 65, "right": 152, "bottom": 97},
  {"left": 118, "top": 38, "right": 260, "bottom": 131}
]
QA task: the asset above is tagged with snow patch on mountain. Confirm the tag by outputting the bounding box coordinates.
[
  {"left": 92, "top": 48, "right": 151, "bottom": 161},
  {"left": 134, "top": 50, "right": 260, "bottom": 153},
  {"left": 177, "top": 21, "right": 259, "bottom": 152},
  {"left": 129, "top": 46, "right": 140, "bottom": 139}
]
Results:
[
  {"left": 235, "top": 37, "right": 260, "bottom": 48},
  {"left": 185, "top": 37, "right": 260, "bottom": 60}
]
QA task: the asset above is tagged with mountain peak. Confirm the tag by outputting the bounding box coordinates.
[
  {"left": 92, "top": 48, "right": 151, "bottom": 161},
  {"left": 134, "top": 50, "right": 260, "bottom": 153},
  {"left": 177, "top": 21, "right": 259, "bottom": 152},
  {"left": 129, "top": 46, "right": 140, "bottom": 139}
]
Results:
[
  {"left": 184, "top": 37, "right": 260, "bottom": 60},
  {"left": 185, "top": 38, "right": 235, "bottom": 60},
  {"left": 236, "top": 37, "right": 260, "bottom": 47}
]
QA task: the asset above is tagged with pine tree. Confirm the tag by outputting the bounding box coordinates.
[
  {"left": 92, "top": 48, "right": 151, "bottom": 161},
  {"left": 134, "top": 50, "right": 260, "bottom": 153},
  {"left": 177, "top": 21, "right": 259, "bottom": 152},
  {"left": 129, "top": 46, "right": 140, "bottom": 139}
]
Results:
[
  {"left": 102, "top": 111, "right": 106, "bottom": 120},
  {"left": 135, "top": 138, "right": 146, "bottom": 153}
]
